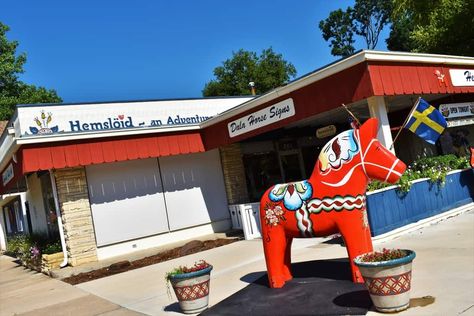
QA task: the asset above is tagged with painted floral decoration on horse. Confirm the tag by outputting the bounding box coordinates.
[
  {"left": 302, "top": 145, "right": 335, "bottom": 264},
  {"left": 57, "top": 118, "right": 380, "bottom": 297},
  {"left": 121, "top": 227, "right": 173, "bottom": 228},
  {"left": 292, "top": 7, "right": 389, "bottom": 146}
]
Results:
[{"left": 269, "top": 180, "right": 312, "bottom": 210}]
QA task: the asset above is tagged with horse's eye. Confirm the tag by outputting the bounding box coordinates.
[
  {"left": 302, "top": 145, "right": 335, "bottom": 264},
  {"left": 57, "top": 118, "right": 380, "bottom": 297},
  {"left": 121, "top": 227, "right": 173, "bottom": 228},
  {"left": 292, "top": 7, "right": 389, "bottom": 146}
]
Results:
[{"left": 376, "top": 146, "right": 381, "bottom": 151}]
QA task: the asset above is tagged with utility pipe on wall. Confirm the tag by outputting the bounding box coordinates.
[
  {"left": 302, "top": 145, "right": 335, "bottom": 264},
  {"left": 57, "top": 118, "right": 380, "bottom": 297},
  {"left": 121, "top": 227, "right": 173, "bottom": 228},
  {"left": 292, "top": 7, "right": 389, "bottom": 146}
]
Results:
[{"left": 49, "top": 171, "right": 68, "bottom": 268}]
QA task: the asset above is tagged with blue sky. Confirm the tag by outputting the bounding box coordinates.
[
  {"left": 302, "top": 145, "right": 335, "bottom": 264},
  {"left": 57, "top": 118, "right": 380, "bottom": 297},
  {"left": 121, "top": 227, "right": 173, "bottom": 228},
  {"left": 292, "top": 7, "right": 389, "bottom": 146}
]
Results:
[{"left": 2, "top": 1, "right": 390, "bottom": 103}]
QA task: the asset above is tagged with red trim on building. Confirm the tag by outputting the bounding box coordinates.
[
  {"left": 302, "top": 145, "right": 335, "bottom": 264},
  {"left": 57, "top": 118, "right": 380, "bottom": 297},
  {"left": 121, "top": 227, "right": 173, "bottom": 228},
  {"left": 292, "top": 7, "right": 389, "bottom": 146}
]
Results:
[
  {"left": 202, "top": 62, "right": 374, "bottom": 149},
  {"left": 21, "top": 132, "right": 204, "bottom": 173}
]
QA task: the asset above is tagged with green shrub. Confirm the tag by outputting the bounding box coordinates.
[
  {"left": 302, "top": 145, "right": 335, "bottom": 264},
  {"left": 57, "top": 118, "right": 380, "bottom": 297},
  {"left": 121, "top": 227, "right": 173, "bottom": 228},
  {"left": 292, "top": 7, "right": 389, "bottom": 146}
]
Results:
[
  {"left": 42, "top": 241, "right": 62, "bottom": 254},
  {"left": 6, "top": 233, "right": 63, "bottom": 268},
  {"left": 367, "top": 154, "right": 470, "bottom": 193}
]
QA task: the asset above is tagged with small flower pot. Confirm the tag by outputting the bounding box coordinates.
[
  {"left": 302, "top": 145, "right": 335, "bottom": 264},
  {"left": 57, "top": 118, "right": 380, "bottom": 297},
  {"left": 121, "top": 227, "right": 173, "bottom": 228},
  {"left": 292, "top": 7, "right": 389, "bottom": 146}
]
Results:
[
  {"left": 354, "top": 250, "right": 416, "bottom": 313},
  {"left": 168, "top": 265, "right": 213, "bottom": 314}
]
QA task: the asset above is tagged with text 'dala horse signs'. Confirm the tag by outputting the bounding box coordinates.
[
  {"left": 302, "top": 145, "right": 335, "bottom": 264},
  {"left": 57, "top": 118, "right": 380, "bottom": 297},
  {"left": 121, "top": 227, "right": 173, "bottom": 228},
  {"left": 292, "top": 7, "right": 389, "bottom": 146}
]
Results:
[
  {"left": 259, "top": 118, "right": 406, "bottom": 289},
  {"left": 228, "top": 98, "right": 295, "bottom": 138}
]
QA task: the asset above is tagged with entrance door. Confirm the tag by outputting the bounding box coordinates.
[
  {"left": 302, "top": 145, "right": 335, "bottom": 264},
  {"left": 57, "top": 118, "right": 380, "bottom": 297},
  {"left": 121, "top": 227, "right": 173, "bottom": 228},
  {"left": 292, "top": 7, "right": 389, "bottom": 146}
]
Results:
[
  {"left": 2, "top": 197, "right": 24, "bottom": 235},
  {"left": 279, "top": 150, "right": 306, "bottom": 182}
]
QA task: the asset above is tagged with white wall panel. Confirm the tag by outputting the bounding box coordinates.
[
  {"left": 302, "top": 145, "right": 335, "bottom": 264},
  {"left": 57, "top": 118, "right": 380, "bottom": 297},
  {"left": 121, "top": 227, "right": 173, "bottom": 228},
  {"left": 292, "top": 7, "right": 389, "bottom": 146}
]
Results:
[
  {"left": 86, "top": 159, "right": 168, "bottom": 246},
  {"left": 159, "top": 149, "right": 228, "bottom": 231}
]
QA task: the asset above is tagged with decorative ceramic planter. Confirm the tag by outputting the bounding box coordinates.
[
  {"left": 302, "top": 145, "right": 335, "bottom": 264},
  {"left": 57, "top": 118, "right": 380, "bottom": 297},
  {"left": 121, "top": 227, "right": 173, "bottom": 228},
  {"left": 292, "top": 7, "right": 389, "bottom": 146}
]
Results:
[
  {"left": 169, "top": 265, "right": 213, "bottom": 314},
  {"left": 354, "top": 250, "right": 416, "bottom": 313}
]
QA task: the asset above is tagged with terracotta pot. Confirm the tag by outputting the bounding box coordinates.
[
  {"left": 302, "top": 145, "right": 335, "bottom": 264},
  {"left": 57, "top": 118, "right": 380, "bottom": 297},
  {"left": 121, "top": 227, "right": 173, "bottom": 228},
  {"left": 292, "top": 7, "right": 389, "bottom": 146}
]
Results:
[
  {"left": 354, "top": 250, "right": 416, "bottom": 313},
  {"left": 169, "top": 265, "right": 213, "bottom": 314}
]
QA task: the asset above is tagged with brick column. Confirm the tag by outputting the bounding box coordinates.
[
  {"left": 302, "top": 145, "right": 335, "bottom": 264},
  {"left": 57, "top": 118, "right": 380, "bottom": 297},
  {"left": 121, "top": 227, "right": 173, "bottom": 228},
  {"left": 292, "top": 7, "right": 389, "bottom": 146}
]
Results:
[
  {"left": 54, "top": 168, "right": 98, "bottom": 266},
  {"left": 219, "top": 144, "right": 249, "bottom": 204}
]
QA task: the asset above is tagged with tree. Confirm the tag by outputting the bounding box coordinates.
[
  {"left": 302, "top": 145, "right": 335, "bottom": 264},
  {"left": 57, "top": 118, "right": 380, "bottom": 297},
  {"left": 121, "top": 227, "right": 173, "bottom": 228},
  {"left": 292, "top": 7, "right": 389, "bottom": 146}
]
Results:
[
  {"left": 202, "top": 48, "right": 297, "bottom": 97},
  {"left": 0, "top": 22, "right": 61, "bottom": 120},
  {"left": 319, "top": 0, "right": 392, "bottom": 57},
  {"left": 319, "top": 8, "right": 355, "bottom": 57},
  {"left": 389, "top": 0, "right": 474, "bottom": 56}
]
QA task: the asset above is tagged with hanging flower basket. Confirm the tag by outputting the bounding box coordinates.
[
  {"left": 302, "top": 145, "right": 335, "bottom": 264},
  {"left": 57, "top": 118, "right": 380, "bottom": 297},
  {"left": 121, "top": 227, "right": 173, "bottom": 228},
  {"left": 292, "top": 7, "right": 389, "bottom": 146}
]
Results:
[
  {"left": 354, "top": 249, "right": 416, "bottom": 313},
  {"left": 166, "top": 260, "right": 213, "bottom": 314}
]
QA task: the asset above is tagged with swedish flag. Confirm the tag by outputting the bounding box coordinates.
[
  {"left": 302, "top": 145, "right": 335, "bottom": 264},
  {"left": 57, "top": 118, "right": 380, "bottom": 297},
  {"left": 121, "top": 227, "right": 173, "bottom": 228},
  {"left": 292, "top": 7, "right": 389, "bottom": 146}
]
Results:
[{"left": 404, "top": 98, "right": 447, "bottom": 145}]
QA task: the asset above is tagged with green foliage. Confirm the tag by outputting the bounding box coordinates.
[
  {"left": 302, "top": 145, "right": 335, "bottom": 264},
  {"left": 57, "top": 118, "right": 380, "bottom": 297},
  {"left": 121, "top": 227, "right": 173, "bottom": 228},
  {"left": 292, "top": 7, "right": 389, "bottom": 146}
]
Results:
[
  {"left": 390, "top": 0, "right": 474, "bottom": 55},
  {"left": 319, "top": 8, "right": 355, "bottom": 57},
  {"left": 42, "top": 240, "right": 62, "bottom": 255},
  {"left": 6, "top": 233, "right": 62, "bottom": 268},
  {"left": 367, "top": 154, "right": 470, "bottom": 193},
  {"left": 319, "top": 0, "right": 392, "bottom": 57},
  {"left": 0, "top": 22, "right": 61, "bottom": 121},
  {"left": 202, "top": 48, "right": 296, "bottom": 97}
]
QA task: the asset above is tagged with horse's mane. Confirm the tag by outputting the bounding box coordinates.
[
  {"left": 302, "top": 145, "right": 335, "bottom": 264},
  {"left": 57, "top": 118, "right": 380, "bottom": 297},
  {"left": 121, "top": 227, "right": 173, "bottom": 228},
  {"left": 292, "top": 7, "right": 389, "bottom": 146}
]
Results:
[{"left": 316, "top": 128, "right": 360, "bottom": 175}]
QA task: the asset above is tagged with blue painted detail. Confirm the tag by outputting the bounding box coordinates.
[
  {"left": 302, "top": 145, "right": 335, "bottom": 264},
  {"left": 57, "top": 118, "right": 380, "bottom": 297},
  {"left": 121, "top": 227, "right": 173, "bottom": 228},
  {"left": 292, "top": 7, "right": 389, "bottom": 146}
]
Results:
[
  {"left": 354, "top": 249, "right": 416, "bottom": 268},
  {"left": 29, "top": 127, "right": 39, "bottom": 134},
  {"left": 367, "top": 170, "right": 474, "bottom": 236},
  {"left": 167, "top": 265, "right": 213, "bottom": 280}
]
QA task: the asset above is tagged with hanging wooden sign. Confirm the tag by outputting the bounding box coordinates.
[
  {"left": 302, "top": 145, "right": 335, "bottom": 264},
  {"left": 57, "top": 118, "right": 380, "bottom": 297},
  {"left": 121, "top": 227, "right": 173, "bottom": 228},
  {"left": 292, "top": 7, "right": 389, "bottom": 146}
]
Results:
[{"left": 316, "top": 125, "right": 336, "bottom": 139}]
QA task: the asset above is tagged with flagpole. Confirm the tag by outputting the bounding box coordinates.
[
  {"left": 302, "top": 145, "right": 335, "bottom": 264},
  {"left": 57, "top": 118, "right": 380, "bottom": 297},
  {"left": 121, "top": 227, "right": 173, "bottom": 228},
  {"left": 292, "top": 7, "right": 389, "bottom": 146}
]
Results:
[
  {"left": 390, "top": 97, "right": 421, "bottom": 150},
  {"left": 342, "top": 103, "right": 360, "bottom": 126}
]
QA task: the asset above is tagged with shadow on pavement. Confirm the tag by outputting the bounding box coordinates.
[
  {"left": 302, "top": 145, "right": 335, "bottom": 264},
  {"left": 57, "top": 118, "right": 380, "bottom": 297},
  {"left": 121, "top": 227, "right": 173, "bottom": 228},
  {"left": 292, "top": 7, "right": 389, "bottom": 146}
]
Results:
[{"left": 202, "top": 258, "right": 371, "bottom": 316}]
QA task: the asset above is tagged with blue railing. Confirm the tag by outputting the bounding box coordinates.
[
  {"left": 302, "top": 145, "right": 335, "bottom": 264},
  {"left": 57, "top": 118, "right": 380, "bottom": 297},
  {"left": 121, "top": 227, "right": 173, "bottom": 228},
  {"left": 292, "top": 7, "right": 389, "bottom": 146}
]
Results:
[{"left": 366, "top": 169, "right": 474, "bottom": 236}]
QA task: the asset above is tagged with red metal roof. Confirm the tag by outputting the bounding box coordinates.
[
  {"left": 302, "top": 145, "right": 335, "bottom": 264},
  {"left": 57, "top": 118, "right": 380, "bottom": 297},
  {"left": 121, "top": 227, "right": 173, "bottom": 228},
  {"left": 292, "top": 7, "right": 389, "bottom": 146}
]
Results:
[
  {"left": 21, "top": 132, "right": 204, "bottom": 173},
  {"left": 368, "top": 63, "right": 474, "bottom": 96}
]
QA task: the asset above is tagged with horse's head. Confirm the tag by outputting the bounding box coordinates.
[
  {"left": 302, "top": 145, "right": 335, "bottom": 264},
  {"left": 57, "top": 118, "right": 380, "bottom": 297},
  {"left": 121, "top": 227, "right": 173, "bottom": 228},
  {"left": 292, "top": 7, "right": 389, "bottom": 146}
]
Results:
[
  {"left": 313, "top": 118, "right": 405, "bottom": 188},
  {"left": 357, "top": 118, "right": 406, "bottom": 184}
]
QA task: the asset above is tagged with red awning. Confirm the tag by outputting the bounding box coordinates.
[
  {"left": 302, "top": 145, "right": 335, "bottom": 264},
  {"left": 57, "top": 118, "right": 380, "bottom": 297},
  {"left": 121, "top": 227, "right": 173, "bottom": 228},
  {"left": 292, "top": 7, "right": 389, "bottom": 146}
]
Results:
[{"left": 21, "top": 132, "right": 204, "bottom": 173}]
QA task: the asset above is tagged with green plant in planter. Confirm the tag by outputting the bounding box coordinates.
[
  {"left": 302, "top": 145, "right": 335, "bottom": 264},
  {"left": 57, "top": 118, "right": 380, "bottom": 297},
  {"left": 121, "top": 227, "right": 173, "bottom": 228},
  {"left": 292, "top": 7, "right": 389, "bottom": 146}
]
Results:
[
  {"left": 358, "top": 248, "right": 407, "bottom": 262},
  {"left": 367, "top": 154, "right": 470, "bottom": 193},
  {"left": 6, "top": 233, "right": 62, "bottom": 270},
  {"left": 165, "top": 260, "right": 211, "bottom": 280}
]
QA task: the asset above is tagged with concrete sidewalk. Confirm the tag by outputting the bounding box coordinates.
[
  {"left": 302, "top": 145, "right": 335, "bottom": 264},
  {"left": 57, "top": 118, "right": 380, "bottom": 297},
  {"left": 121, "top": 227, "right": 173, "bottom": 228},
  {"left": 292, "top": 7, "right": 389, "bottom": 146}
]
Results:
[
  {"left": 75, "top": 207, "right": 474, "bottom": 316},
  {"left": 1, "top": 207, "right": 473, "bottom": 315},
  {"left": 0, "top": 256, "right": 145, "bottom": 316}
]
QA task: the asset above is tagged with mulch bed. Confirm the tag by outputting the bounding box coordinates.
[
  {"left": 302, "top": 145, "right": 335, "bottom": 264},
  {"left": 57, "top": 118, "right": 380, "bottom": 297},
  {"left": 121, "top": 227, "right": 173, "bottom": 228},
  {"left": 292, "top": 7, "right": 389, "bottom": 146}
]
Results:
[{"left": 62, "top": 238, "right": 239, "bottom": 285}]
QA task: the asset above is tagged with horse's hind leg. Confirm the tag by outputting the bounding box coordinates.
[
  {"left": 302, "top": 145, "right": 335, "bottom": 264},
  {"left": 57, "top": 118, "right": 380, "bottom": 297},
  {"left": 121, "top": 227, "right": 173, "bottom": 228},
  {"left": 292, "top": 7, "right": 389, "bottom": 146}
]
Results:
[{"left": 262, "top": 226, "right": 292, "bottom": 288}]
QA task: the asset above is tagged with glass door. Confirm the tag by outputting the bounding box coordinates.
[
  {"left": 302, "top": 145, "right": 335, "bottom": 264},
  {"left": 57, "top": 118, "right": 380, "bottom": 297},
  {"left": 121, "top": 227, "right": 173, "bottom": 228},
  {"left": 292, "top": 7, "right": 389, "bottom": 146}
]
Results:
[{"left": 40, "top": 172, "right": 59, "bottom": 238}]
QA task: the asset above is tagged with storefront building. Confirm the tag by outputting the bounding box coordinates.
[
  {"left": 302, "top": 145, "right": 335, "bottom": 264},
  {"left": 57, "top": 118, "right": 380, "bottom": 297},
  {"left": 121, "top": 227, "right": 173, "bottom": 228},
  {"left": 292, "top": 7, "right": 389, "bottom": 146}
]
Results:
[{"left": 1, "top": 50, "right": 473, "bottom": 265}]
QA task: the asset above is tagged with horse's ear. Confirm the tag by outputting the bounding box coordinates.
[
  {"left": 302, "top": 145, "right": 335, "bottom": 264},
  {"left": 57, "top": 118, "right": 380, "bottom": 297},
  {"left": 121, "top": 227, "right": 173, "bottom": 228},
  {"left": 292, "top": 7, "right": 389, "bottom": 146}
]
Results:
[{"left": 359, "top": 118, "right": 379, "bottom": 145}]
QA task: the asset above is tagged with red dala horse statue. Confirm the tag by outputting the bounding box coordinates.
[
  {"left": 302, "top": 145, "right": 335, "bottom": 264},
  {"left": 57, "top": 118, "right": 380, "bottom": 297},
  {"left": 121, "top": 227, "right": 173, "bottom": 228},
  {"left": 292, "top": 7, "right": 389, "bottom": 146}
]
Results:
[{"left": 259, "top": 118, "right": 407, "bottom": 288}]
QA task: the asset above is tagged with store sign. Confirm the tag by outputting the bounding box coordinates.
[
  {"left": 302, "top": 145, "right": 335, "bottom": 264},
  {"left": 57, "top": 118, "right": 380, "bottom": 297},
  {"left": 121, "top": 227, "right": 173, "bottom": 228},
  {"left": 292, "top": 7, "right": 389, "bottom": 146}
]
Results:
[
  {"left": 449, "top": 69, "right": 474, "bottom": 86},
  {"left": 439, "top": 102, "right": 474, "bottom": 119},
  {"left": 17, "top": 97, "right": 253, "bottom": 136},
  {"left": 447, "top": 117, "right": 474, "bottom": 127},
  {"left": 2, "top": 163, "right": 14, "bottom": 186},
  {"left": 227, "top": 98, "right": 295, "bottom": 138},
  {"left": 316, "top": 125, "right": 336, "bottom": 139}
]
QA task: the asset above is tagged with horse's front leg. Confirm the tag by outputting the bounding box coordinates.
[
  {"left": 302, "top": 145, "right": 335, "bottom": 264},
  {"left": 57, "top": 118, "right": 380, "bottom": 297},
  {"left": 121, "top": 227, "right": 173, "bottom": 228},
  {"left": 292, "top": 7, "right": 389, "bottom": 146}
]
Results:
[
  {"left": 262, "top": 225, "right": 292, "bottom": 288},
  {"left": 336, "top": 212, "right": 373, "bottom": 283}
]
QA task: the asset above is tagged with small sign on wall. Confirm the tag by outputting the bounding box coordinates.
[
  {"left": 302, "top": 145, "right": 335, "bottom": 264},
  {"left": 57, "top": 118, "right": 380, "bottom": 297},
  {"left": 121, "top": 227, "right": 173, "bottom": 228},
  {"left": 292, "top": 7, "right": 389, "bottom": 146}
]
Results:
[
  {"left": 2, "top": 163, "right": 14, "bottom": 186},
  {"left": 449, "top": 69, "right": 474, "bottom": 86},
  {"left": 439, "top": 102, "right": 474, "bottom": 119},
  {"left": 228, "top": 98, "right": 295, "bottom": 138},
  {"left": 316, "top": 125, "right": 337, "bottom": 139}
]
